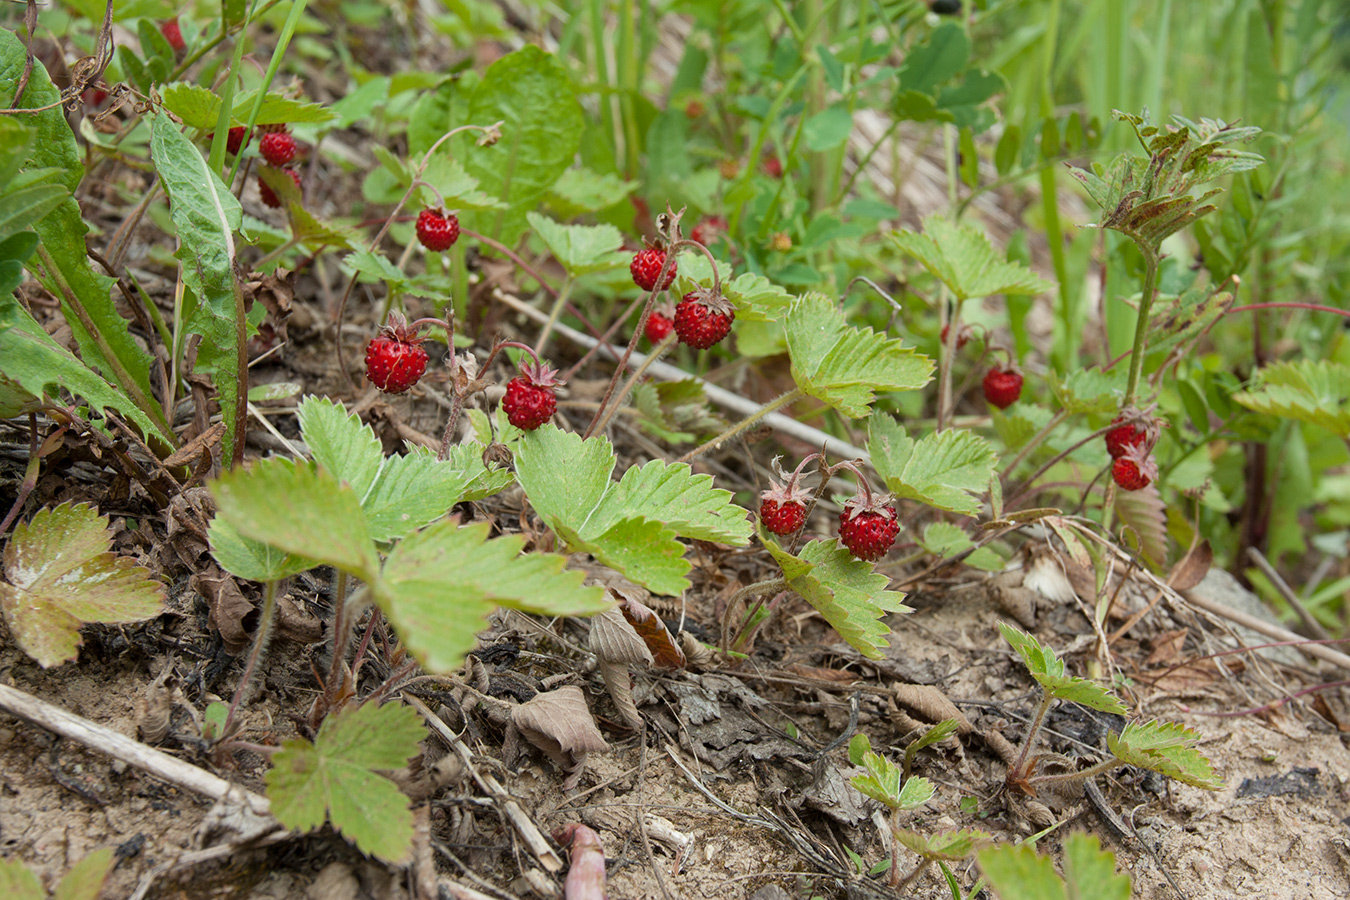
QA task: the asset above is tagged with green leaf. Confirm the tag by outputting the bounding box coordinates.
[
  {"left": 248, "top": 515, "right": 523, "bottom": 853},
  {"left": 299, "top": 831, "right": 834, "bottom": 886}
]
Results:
[
  {"left": 762, "top": 532, "right": 911, "bottom": 659},
  {"left": 208, "top": 518, "right": 319, "bottom": 582},
  {"left": 896, "top": 775, "right": 937, "bottom": 810},
  {"left": 868, "top": 416, "right": 997, "bottom": 515},
  {"left": 918, "top": 521, "right": 974, "bottom": 557},
  {"left": 718, "top": 271, "right": 795, "bottom": 324},
  {"left": 151, "top": 113, "right": 246, "bottom": 463},
  {"left": 0, "top": 502, "right": 165, "bottom": 668},
  {"left": 442, "top": 441, "right": 515, "bottom": 501},
  {"left": 526, "top": 212, "right": 629, "bottom": 275},
  {"left": 786, "top": 293, "right": 933, "bottom": 418},
  {"left": 907, "top": 719, "right": 962, "bottom": 756},
  {"left": 266, "top": 702, "right": 426, "bottom": 862},
  {"left": 52, "top": 848, "right": 115, "bottom": 900},
  {"left": 997, "top": 621, "right": 1066, "bottom": 679},
  {"left": 998, "top": 623, "right": 1128, "bottom": 713},
  {"left": 514, "top": 426, "right": 750, "bottom": 594},
  {"left": 161, "top": 83, "right": 336, "bottom": 131},
  {"left": 0, "top": 294, "right": 164, "bottom": 439},
  {"left": 899, "top": 23, "right": 969, "bottom": 95},
  {"left": 1232, "top": 360, "right": 1350, "bottom": 437},
  {"left": 420, "top": 155, "right": 509, "bottom": 212},
  {"left": 979, "top": 833, "right": 1132, "bottom": 900},
  {"left": 851, "top": 749, "right": 902, "bottom": 806},
  {"left": 803, "top": 104, "right": 854, "bottom": 152},
  {"left": 296, "top": 396, "right": 385, "bottom": 498},
  {"left": 894, "top": 828, "right": 991, "bottom": 861},
  {"left": 1050, "top": 368, "right": 1128, "bottom": 415},
  {"left": 211, "top": 459, "right": 380, "bottom": 581},
  {"left": 0, "top": 183, "right": 67, "bottom": 244},
  {"left": 890, "top": 216, "right": 1054, "bottom": 301},
  {"left": 345, "top": 248, "right": 408, "bottom": 289},
  {"left": 546, "top": 167, "right": 637, "bottom": 216},
  {"left": 1, "top": 32, "right": 169, "bottom": 443},
  {"left": 1107, "top": 720, "right": 1223, "bottom": 790},
  {"left": 0, "top": 858, "right": 43, "bottom": 900},
  {"left": 362, "top": 448, "right": 481, "bottom": 543},
  {"left": 376, "top": 520, "right": 609, "bottom": 673},
  {"left": 463, "top": 46, "right": 584, "bottom": 245}
]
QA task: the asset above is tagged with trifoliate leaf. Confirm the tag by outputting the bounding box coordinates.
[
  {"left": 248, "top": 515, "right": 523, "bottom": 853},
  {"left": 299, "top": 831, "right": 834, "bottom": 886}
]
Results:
[
  {"left": 1107, "top": 720, "right": 1223, "bottom": 790},
  {"left": 211, "top": 459, "right": 379, "bottom": 582},
  {"left": 515, "top": 426, "right": 753, "bottom": 594},
  {"left": 890, "top": 216, "right": 1053, "bottom": 301},
  {"left": 762, "top": 531, "right": 912, "bottom": 659},
  {"left": 1049, "top": 368, "right": 1128, "bottom": 415},
  {"left": 376, "top": 520, "right": 609, "bottom": 673},
  {"left": 868, "top": 415, "right": 997, "bottom": 515},
  {"left": 345, "top": 248, "right": 407, "bottom": 289},
  {"left": 0, "top": 503, "right": 165, "bottom": 668},
  {"left": 998, "top": 623, "right": 1128, "bottom": 713},
  {"left": 526, "top": 212, "right": 629, "bottom": 275},
  {"left": 266, "top": 702, "right": 425, "bottom": 863},
  {"left": 1232, "top": 359, "right": 1350, "bottom": 437},
  {"left": 417, "top": 155, "right": 508, "bottom": 212},
  {"left": 851, "top": 750, "right": 902, "bottom": 806},
  {"left": 919, "top": 521, "right": 974, "bottom": 557},
  {"left": 786, "top": 293, "right": 933, "bottom": 418},
  {"left": 208, "top": 518, "right": 319, "bottom": 582},
  {"left": 997, "top": 621, "right": 1066, "bottom": 679},
  {"left": 978, "top": 833, "right": 1131, "bottom": 900},
  {"left": 894, "top": 828, "right": 991, "bottom": 861}
]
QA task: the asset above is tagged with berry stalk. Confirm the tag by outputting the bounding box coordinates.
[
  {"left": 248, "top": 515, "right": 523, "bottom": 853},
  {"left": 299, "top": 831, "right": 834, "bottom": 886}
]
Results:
[
  {"left": 1122, "top": 242, "right": 1160, "bottom": 407},
  {"left": 674, "top": 388, "right": 805, "bottom": 464},
  {"left": 588, "top": 332, "right": 678, "bottom": 436}
]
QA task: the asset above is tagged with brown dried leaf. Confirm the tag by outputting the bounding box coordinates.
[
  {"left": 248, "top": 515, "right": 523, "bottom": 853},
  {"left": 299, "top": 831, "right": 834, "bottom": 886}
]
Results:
[
  {"left": 620, "top": 594, "right": 685, "bottom": 669},
  {"left": 511, "top": 686, "right": 608, "bottom": 790},
  {"left": 1168, "top": 539, "right": 1212, "bottom": 591},
  {"left": 588, "top": 606, "right": 653, "bottom": 667},
  {"left": 193, "top": 566, "right": 256, "bottom": 654},
  {"left": 892, "top": 683, "right": 973, "bottom": 733}
]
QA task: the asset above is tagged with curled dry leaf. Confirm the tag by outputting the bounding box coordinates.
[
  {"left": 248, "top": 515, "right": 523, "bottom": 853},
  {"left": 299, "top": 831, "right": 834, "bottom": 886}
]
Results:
[
  {"left": 276, "top": 594, "right": 324, "bottom": 643},
  {"left": 510, "top": 685, "right": 608, "bottom": 791},
  {"left": 619, "top": 593, "right": 686, "bottom": 669},
  {"left": 553, "top": 823, "right": 608, "bottom": 900},
  {"left": 1168, "top": 539, "right": 1213, "bottom": 592},
  {"left": 192, "top": 566, "right": 256, "bottom": 654},
  {"left": 588, "top": 605, "right": 652, "bottom": 730},
  {"left": 892, "top": 683, "right": 972, "bottom": 734}
]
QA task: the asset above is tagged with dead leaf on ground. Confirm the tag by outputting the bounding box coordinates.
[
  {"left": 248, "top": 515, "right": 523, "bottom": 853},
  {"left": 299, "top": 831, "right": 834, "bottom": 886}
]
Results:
[
  {"left": 510, "top": 685, "right": 608, "bottom": 791},
  {"left": 192, "top": 566, "right": 256, "bottom": 655}
]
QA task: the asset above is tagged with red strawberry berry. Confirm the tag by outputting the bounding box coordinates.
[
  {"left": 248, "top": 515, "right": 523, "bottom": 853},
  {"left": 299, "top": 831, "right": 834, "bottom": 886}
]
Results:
[
  {"left": 226, "top": 126, "right": 250, "bottom": 156},
  {"left": 838, "top": 501, "right": 900, "bottom": 562},
  {"left": 762, "top": 154, "right": 784, "bottom": 178},
  {"left": 673, "top": 289, "right": 735, "bottom": 350},
  {"left": 365, "top": 314, "right": 429, "bottom": 394},
  {"left": 941, "top": 323, "right": 970, "bottom": 350},
  {"left": 690, "top": 216, "right": 727, "bottom": 247},
  {"left": 1103, "top": 410, "right": 1159, "bottom": 459},
  {"left": 416, "top": 209, "right": 460, "bottom": 252},
  {"left": 760, "top": 499, "right": 806, "bottom": 536},
  {"left": 1111, "top": 444, "right": 1157, "bottom": 492},
  {"left": 644, "top": 310, "right": 674, "bottom": 344},
  {"left": 631, "top": 246, "right": 676, "bottom": 292},
  {"left": 502, "top": 360, "right": 563, "bottom": 431},
  {"left": 259, "top": 130, "right": 297, "bottom": 167},
  {"left": 160, "top": 18, "right": 185, "bottom": 52},
  {"left": 983, "top": 366, "right": 1023, "bottom": 410},
  {"left": 258, "top": 168, "right": 302, "bottom": 208}
]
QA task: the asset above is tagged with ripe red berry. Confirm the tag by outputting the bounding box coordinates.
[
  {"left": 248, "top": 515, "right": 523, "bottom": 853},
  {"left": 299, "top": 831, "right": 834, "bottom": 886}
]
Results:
[
  {"left": 838, "top": 505, "right": 900, "bottom": 561},
  {"left": 502, "top": 361, "right": 562, "bottom": 431},
  {"left": 226, "top": 126, "right": 249, "bottom": 156},
  {"left": 673, "top": 290, "right": 735, "bottom": 350},
  {"left": 760, "top": 499, "right": 806, "bottom": 536},
  {"left": 1111, "top": 444, "right": 1157, "bottom": 492},
  {"left": 1104, "top": 412, "right": 1157, "bottom": 459},
  {"left": 690, "top": 216, "right": 727, "bottom": 247},
  {"left": 983, "top": 366, "right": 1023, "bottom": 410},
  {"left": 762, "top": 154, "right": 784, "bottom": 178},
  {"left": 941, "top": 323, "right": 970, "bottom": 350},
  {"left": 259, "top": 130, "right": 297, "bottom": 167},
  {"left": 160, "top": 18, "right": 185, "bottom": 52},
  {"left": 365, "top": 315, "right": 429, "bottom": 394},
  {"left": 416, "top": 209, "right": 460, "bottom": 252},
  {"left": 644, "top": 310, "right": 674, "bottom": 344},
  {"left": 631, "top": 247, "right": 676, "bottom": 292},
  {"left": 258, "top": 168, "right": 302, "bottom": 208}
]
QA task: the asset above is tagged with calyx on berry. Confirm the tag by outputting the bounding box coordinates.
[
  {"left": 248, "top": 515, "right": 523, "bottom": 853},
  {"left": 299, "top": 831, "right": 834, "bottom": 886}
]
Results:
[
  {"left": 834, "top": 465, "right": 899, "bottom": 561},
  {"left": 758, "top": 455, "right": 818, "bottom": 536},
  {"left": 365, "top": 312, "right": 429, "bottom": 394},
  {"left": 673, "top": 286, "right": 736, "bottom": 350},
  {"left": 1104, "top": 406, "right": 1161, "bottom": 459},
  {"left": 1111, "top": 443, "right": 1158, "bottom": 492},
  {"left": 502, "top": 358, "right": 564, "bottom": 431}
]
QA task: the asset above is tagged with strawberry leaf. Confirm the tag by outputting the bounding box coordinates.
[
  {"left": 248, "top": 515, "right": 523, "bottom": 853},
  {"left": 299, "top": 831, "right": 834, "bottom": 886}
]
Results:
[
  {"left": 868, "top": 415, "right": 998, "bottom": 515},
  {"left": 997, "top": 621, "right": 1066, "bottom": 679},
  {"left": 1113, "top": 480, "right": 1168, "bottom": 567},
  {"left": 851, "top": 749, "right": 903, "bottom": 806},
  {"left": 998, "top": 623, "right": 1128, "bottom": 713},
  {"left": 376, "top": 520, "right": 609, "bottom": 673},
  {"left": 890, "top": 216, "right": 1054, "bottom": 301},
  {"left": 0, "top": 858, "right": 42, "bottom": 900},
  {"left": 297, "top": 396, "right": 384, "bottom": 498},
  {"left": 515, "top": 426, "right": 751, "bottom": 594},
  {"left": 211, "top": 459, "right": 380, "bottom": 582},
  {"left": 1231, "top": 359, "right": 1350, "bottom": 438},
  {"left": 442, "top": 441, "right": 515, "bottom": 501},
  {"left": 207, "top": 519, "right": 318, "bottom": 582},
  {"left": 897, "top": 775, "right": 937, "bottom": 810},
  {"left": 786, "top": 293, "right": 934, "bottom": 418},
  {"left": 526, "top": 212, "right": 629, "bottom": 275},
  {"left": 978, "top": 833, "right": 1131, "bottom": 900},
  {"left": 1107, "top": 720, "right": 1223, "bottom": 790},
  {"left": 894, "top": 828, "right": 991, "bottom": 862},
  {"left": 0, "top": 503, "right": 165, "bottom": 668},
  {"left": 266, "top": 702, "right": 425, "bottom": 863},
  {"left": 52, "top": 848, "right": 115, "bottom": 900},
  {"left": 762, "top": 531, "right": 911, "bottom": 659}
]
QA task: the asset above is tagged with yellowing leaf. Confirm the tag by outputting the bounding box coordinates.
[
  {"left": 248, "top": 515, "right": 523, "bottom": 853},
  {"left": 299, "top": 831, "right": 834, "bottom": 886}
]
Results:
[
  {"left": 0, "top": 503, "right": 164, "bottom": 668},
  {"left": 266, "top": 702, "right": 426, "bottom": 863}
]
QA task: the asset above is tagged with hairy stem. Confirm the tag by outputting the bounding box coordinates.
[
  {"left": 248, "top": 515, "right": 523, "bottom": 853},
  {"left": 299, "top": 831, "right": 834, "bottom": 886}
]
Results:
[
  {"left": 220, "top": 580, "right": 278, "bottom": 742},
  {"left": 675, "top": 389, "right": 805, "bottom": 464},
  {"left": 1008, "top": 692, "right": 1054, "bottom": 784},
  {"left": 1123, "top": 243, "right": 1160, "bottom": 406}
]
